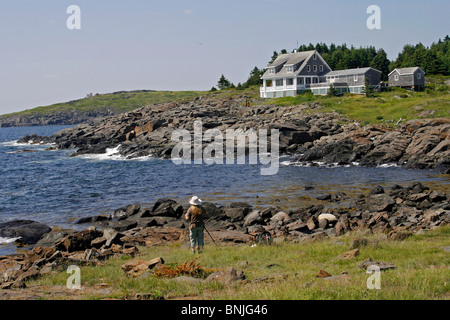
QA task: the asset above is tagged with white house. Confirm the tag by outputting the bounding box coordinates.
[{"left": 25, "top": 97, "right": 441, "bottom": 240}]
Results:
[{"left": 260, "top": 50, "right": 382, "bottom": 97}]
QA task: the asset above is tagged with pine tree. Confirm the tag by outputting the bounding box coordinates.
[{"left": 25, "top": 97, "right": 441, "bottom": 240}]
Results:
[
  {"left": 363, "top": 78, "right": 374, "bottom": 97},
  {"left": 217, "top": 74, "right": 231, "bottom": 90},
  {"left": 269, "top": 51, "right": 279, "bottom": 64},
  {"left": 370, "top": 49, "right": 390, "bottom": 80},
  {"left": 327, "top": 83, "right": 338, "bottom": 97},
  {"left": 243, "top": 66, "right": 263, "bottom": 87}
]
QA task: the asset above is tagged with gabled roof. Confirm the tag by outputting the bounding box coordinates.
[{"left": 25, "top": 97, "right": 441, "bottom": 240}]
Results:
[
  {"left": 267, "top": 50, "right": 315, "bottom": 67},
  {"left": 388, "top": 67, "right": 425, "bottom": 76},
  {"left": 261, "top": 50, "right": 331, "bottom": 79},
  {"left": 324, "top": 67, "right": 381, "bottom": 77}
]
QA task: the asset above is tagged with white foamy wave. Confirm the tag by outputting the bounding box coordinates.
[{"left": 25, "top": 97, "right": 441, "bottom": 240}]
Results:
[
  {"left": 0, "top": 140, "right": 28, "bottom": 147},
  {"left": 1, "top": 140, "right": 55, "bottom": 147},
  {"left": 0, "top": 236, "right": 21, "bottom": 244},
  {"left": 378, "top": 163, "right": 399, "bottom": 168},
  {"left": 79, "top": 146, "right": 123, "bottom": 161},
  {"left": 131, "top": 154, "right": 154, "bottom": 161},
  {"left": 281, "top": 160, "right": 361, "bottom": 168},
  {"left": 78, "top": 145, "right": 154, "bottom": 162}
]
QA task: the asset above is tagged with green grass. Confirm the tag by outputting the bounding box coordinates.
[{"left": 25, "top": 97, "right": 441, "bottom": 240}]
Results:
[
  {"left": 2, "top": 75, "right": 448, "bottom": 127},
  {"left": 0, "top": 90, "right": 207, "bottom": 118},
  {"left": 263, "top": 75, "right": 450, "bottom": 125},
  {"left": 29, "top": 225, "right": 450, "bottom": 300},
  {"left": 1, "top": 86, "right": 262, "bottom": 119}
]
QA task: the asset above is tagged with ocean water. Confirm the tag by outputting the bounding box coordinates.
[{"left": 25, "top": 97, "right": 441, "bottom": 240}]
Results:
[{"left": 0, "top": 125, "right": 449, "bottom": 255}]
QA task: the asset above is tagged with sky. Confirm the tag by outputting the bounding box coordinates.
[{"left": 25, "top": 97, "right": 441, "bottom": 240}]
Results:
[{"left": 0, "top": 0, "right": 449, "bottom": 114}]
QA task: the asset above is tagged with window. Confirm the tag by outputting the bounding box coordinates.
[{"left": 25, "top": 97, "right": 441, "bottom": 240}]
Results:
[
  {"left": 276, "top": 79, "right": 283, "bottom": 86},
  {"left": 417, "top": 73, "right": 421, "bottom": 79},
  {"left": 268, "top": 67, "right": 275, "bottom": 75},
  {"left": 319, "top": 65, "right": 323, "bottom": 72},
  {"left": 306, "top": 65, "right": 311, "bottom": 72},
  {"left": 313, "top": 54, "right": 317, "bottom": 60},
  {"left": 313, "top": 65, "right": 317, "bottom": 72},
  {"left": 395, "top": 75, "right": 399, "bottom": 81},
  {"left": 354, "top": 74, "right": 358, "bottom": 81},
  {"left": 286, "top": 65, "right": 293, "bottom": 73},
  {"left": 298, "top": 77, "right": 304, "bottom": 85},
  {"left": 313, "top": 78, "right": 318, "bottom": 83},
  {"left": 286, "top": 78, "right": 294, "bottom": 86}
]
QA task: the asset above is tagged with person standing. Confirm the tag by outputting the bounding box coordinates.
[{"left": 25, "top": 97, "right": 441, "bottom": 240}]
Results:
[{"left": 185, "top": 196, "right": 206, "bottom": 254}]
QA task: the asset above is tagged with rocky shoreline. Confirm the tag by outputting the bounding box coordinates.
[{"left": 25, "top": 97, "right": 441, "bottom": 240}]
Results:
[
  {"left": 0, "top": 109, "right": 118, "bottom": 127},
  {"left": 1, "top": 181, "right": 448, "bottom": 290},
  {"left": 2, "top": 94, "right": 449, "bottom": 293},
  {"left": 15, "top": 94, "right": 450, "bottom": 173}
]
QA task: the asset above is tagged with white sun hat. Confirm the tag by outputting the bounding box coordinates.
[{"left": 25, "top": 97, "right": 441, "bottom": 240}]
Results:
[{"left": 189, "top": 196, "right": 202, "bottom": 206}]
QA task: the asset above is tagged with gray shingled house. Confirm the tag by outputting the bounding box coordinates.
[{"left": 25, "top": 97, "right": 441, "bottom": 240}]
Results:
[
  {"left": 260, "top": 50, "right": 381, "bottom": 97},
  {"left": 310, "top": 67, "right": 382, "bottom": 95},
  {"left": 388, "top": 67, "right": 425, "bottom": 91},
  {"left": 260, "top": 50, "right": 332, "bottom": 98}
]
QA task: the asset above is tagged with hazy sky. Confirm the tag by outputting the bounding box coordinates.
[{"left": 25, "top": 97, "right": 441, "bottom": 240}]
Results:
[{"left": 0, "top": 0, "right": 448, "bottom": 114}]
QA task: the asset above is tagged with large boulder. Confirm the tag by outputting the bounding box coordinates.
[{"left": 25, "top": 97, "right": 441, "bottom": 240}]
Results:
[
  {"left": 55, "top": 228, "right": 103, "bottom": 252},
  {"left": 150, "top": 199, "right": 183, "bottom": 218},
  {"left": 363, "top": 194, "right": 395, "bottom": 212},
  {"left": 243, "top": 210, "right": 264, "bottom": 227},
  {"left": 223, "top": 207, "right": 251, "bottom": 221},
  {"left": 0, "top": 220, "right": 52, "bottom": 245}
]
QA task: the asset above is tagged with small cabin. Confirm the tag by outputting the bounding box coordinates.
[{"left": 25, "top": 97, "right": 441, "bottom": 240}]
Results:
[{"left": 388, "top": 67, "right": 425, "bottom": 91}]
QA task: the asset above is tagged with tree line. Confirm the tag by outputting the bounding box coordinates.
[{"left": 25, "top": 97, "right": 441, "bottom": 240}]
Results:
[{"left": 213, "top": 36, "right": 449, "bottom": 91}]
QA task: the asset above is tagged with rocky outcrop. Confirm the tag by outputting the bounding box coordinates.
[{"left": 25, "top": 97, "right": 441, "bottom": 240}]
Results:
[
  {"left": 0, "top": 182, "right": 448, "bottom": 289},
  {"left": 0, "top": 109, "right": 118, "bottom": 127},
  {"left": 0, "top": 220, "right": 52, "bottom": 245},
  {"left": 16, "top": 94, "right": 449, "bottom": 172},
  {"left": 76, "top": 182, "right": 448, "bottom": 242},
  {"left": 295, "top": 118, "right": 450, "bottom": 173},
  {"left": 31, "top": 96, "right": 343, "bottom": 160}
]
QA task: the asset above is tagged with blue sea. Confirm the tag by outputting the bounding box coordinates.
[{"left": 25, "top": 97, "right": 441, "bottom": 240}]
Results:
[{"left": 1, "top": 125, "right": 449, "bottom": 255}]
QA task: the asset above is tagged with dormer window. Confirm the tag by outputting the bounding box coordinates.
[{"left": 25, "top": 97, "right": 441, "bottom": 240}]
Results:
[
  {"left": 268, "top": 67, "right": 275, "bottom": 75},
  {"left": 286, "top": 65, "right": 294, "bottom": 73}
]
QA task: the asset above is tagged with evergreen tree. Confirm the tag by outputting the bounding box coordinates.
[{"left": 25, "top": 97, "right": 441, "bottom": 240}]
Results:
[
  {"left": 217, "top": 74, "right": 231, "bottom": 90},
  {"left": 243, "top": 66, "right": 263, "bottom": 87},
  {"left": 363, "top": 78, "right": 374, "bottom": 97},
  {"left": 327, "top": 83, "right": 338, "bottom": 97},
  {"left": 370, "top": 49, "right": 390, "bottom": 80},
  {"left": 269, "top": 51, "right": 279, "bottom": 64}
]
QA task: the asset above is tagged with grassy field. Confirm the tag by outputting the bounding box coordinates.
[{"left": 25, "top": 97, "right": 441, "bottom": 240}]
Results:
[
  {"left": 29, "top": 225, "right": 450, "bottom": 300},
  {"left": 2, "top": 76, "right": 448, "bottom": 127},
  {"left": 263, "top": 75, "right": 450, "bottom": 125},
  {"left": 0, "top": 90, "right": 207, "bottom": 117}
]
